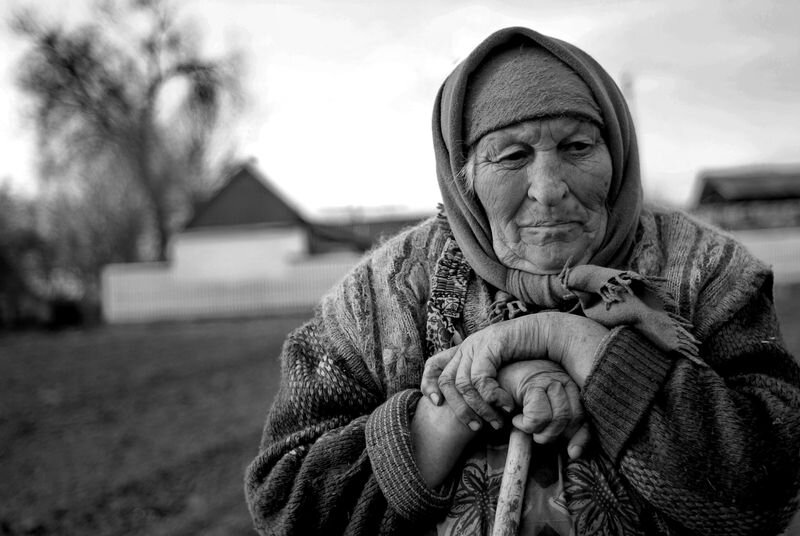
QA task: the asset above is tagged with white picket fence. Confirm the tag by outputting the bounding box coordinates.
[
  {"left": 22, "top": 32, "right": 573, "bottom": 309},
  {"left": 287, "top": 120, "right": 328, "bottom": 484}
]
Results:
[{"left": 101, "top": 252, "right": 360, "bottom": 323}]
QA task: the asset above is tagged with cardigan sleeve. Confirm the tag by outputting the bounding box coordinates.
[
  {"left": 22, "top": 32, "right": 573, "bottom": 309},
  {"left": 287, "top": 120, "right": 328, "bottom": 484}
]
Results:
[
  {"left": 582, "top": 286, "right": 800, "bottom": 535},
  {"left": 243, "top": 307, "right": 452, "bottom": 535},
  {"left": 244, "top": 222, "right": 456, "bottom": 535}
]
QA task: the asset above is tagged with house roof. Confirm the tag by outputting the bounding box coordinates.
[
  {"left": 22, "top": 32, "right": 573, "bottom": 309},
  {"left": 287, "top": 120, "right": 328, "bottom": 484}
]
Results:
[
  {"left": 694, "top": 165, "right": 800, "bottom": 206},
  {"left": 308, "top": 215, "right": 432, "bottom": 253},
  {"left": 184, "top": 162, "right": 305, "bottom": 230}
]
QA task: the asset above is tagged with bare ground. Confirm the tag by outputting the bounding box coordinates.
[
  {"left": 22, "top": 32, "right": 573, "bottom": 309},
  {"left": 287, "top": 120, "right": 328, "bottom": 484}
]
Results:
[{"left": 0, "top": 315, "right": 307, "bottom": 536}]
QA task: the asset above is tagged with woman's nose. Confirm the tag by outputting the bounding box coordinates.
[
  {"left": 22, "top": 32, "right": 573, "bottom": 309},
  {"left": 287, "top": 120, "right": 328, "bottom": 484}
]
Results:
[{"left": 527, "top": 159, "right": 568, "bottom": 206}]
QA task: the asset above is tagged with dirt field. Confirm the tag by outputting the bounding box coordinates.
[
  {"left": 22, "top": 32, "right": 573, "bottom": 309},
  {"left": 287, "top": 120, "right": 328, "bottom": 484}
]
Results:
[
  {"left": 2, "top": 285, "right": 800, "bottom": 536},
  {"left": 0, "top": 314, "right": 308, "bottom": 536}
]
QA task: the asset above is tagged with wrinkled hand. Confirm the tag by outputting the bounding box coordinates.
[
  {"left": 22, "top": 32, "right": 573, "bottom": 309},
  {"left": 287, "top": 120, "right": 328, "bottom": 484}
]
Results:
[
  {"left": 498, "top": 360, "right": 591, "bottom": 458},
  {"left": 420, "top": 312, "right": 608, "bottom": 433}
]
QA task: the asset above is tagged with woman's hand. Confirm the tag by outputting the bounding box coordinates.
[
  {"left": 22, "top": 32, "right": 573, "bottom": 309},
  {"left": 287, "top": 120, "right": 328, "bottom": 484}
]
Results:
[
  {"left": 420, "top": 312, "right": 608, "bottom": 431},
  {"left": 497, "top": 360, "right": 591, "bottom": 458}
]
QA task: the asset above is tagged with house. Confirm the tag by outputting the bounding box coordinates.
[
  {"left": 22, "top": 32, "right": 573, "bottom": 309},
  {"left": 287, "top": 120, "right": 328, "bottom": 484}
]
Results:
[
  {"left": 101, "top": 162, "right": 432, "bottom": 323},
  {"left": 693, "top": 165, "right": 800, "bottom": 230},
  {"left": 690, "top": 164, "right": 800, "bottom": 283}
]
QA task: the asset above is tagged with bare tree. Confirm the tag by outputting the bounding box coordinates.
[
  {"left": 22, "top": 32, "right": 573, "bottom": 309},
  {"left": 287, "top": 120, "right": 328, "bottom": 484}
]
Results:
[{"left": 13, "top": 0, "right": 243, "bottom": 262}]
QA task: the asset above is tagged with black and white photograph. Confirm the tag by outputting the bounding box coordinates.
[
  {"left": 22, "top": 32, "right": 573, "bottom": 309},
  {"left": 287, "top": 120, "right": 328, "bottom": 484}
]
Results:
[{"left": 1, "top": 1, "right": 799, "bottom": 535}]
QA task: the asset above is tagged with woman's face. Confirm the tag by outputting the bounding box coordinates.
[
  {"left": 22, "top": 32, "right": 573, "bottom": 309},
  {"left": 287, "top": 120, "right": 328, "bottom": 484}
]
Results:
[{"left": 473, "top": 117, "right": 612, "bottom": 274}]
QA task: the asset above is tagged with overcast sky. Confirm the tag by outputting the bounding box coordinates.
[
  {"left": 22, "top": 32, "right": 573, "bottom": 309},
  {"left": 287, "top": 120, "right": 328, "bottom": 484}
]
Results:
[{"left": 1, "top": 0, "right": 799, "bottom": 217}]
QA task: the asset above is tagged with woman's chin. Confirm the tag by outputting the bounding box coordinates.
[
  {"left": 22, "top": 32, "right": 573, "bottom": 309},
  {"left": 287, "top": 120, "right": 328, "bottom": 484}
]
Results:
[
  {"left": 503, "top": 247, "right": 590, "bottom": 274},
  {"left": 505, "top": 257, "right": 568, "bottom": 275}
]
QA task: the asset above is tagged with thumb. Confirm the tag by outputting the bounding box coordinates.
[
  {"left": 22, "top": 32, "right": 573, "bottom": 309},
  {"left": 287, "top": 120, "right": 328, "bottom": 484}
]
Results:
[
  {"left": 512, "top": 386, "right": 550, "bottom": 435},
  {"left": 567, "top": 422, "right": 592, "bottom": 459},
  {"left": 420, "top": 346, "right": 458, "bottom": 405}
]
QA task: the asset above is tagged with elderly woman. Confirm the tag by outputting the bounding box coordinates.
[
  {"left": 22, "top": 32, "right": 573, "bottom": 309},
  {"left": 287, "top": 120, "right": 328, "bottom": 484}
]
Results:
[{"left": 245, "top": 27, "right": 800, "bottom": 535}]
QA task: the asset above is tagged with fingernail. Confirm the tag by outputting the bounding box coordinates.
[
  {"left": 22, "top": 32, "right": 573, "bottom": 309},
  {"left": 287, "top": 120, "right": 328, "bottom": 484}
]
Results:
[
  {"left": 468, "top": 421, "right": 481, "bottom": 432},
  {"left": 568, "top": 445, "right": 583, "bottom": 459},
  {"left": 491, "top": 420, "right": 502, "bottom": 430},
  {"left": 430, "top": 393, "right": 440, "bottom": 406},
  {"left": 501, "top": 405, "right": 513, "bottom": 414}
]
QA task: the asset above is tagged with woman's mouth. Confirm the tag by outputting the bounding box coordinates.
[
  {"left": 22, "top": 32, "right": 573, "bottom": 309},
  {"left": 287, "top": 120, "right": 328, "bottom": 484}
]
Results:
[{"left": 529, "top": 220, "right": 581, "bottom": 228}]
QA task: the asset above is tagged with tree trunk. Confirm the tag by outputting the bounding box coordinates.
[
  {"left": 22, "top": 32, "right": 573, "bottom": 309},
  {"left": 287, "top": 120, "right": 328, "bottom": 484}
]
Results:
[
  {"left": 133, "top": 157, "right": 170, "bottom": 262},
  {"left": 132, "top": 115, "right": 171, "bottom": 263},
  {"left": 153, "top": 202, "right": 170, "bottom": 262}
]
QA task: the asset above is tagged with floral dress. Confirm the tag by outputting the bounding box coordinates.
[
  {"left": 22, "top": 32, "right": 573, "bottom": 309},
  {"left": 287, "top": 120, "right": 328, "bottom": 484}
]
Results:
[
  {"left": 435, "top": 439, "right": 647, "bottom": 536},
  {"left": 427, "top": 237, "right": 649, "bottom": 536},
  {"left": 437, "top": 439, "right": 574, "bottom": 536}
]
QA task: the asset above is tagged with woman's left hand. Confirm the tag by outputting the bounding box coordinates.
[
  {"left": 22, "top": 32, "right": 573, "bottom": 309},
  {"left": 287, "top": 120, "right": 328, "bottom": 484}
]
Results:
[{"left": 421, "top": 312, "right": 609, "bottom": 429}]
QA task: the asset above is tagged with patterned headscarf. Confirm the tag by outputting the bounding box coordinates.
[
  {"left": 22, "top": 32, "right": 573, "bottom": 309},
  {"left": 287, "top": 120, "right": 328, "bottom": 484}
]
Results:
[{"left": 433, "top": 27, "right": 642, "bottom": 308}]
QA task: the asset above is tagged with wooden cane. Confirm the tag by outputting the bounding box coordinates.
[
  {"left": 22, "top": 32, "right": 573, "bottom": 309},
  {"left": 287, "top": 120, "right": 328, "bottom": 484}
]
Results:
[{"left": 492, "top": 428, "right": 533, "bottom": 536}]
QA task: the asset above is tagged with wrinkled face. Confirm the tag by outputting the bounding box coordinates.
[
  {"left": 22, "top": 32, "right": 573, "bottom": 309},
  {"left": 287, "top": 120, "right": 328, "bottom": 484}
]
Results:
[{"left": 472, "top": 117, "right": 612, "bottom": 274}]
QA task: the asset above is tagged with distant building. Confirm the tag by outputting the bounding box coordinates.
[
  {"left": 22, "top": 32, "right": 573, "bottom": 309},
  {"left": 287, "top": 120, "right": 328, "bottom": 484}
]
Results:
[
  {"left": 101, "top": 162, "right": 432, "bottom": 323},
  {"left": 690, "top": 164, "right": 800, "bottom": 283},
  {"left": 693, "top": 165, "right": 800, "bottom": 230}
]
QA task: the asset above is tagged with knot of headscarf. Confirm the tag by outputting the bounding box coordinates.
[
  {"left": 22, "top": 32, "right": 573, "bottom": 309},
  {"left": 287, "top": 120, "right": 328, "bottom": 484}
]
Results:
[
  {"left": 433, "top": 27, "right": 701, "bottom": 362},
  {"left": 490, "top": 263, "right": 703, "bottom": 364}
]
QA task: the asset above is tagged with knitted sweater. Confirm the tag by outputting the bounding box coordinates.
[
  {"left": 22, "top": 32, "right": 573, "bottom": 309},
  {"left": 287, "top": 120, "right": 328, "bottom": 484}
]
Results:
[{"left": 244, "top": 207, "right": 800, "bottom": 535}]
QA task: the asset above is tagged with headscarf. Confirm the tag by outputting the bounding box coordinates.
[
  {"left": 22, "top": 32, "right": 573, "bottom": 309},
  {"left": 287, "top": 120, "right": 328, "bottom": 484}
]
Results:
[
  {"left": 433, "top": 27, "right": 701, "bottom": 361},
  {"left": 433, "top": 26, "right": 641, "bottom": 308},
  {"left": 463, "top": 43, "right": 603, "bottom": 148}
]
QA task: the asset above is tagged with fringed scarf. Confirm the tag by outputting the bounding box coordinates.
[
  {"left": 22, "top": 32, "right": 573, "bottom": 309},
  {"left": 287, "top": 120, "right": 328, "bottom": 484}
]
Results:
[{"left": 433, "top": 27, "right": 700, "bottom": 362}]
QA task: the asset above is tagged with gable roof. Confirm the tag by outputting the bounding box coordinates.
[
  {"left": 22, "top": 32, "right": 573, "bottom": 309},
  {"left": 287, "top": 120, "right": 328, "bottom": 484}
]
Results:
[
  {"left": 694, "top": 164, "right": 800, "bottom": 206},
  {"left": 184, "top": 162, "right": 305, "bottom": 230}
]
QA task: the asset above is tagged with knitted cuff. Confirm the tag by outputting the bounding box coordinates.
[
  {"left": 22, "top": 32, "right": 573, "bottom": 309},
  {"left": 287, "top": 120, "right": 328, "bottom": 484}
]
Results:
[
  {"left": 365, "top": 389, "right": 454, "bottom": 521},
  {"left": 582, "top": 326, "right": 675, "bottom": 461}
]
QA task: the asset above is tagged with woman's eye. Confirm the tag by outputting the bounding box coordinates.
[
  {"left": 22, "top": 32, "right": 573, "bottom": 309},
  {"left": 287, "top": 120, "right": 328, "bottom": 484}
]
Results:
[
  {"left": 498, "top": 150, "right": 529, "bottom": 163},
  {"left": 563, "top": 141, "right": 593, "bottom": 154}
]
